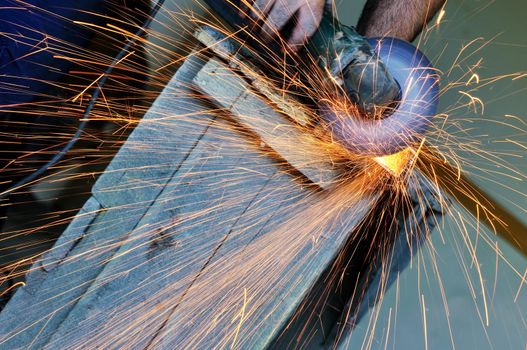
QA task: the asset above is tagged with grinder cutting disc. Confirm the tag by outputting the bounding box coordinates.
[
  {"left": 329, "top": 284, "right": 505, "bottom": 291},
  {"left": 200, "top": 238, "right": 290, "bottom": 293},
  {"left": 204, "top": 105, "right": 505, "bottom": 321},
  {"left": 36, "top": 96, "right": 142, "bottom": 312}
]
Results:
[{"left": 320, "top": 38, "right": 440, "bottom": 156}]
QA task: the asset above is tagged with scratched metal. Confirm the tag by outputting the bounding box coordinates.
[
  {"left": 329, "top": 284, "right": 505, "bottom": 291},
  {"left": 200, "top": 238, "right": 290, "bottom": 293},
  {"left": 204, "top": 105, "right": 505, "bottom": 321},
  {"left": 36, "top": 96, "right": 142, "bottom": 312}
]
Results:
[{"left": 0, "top": 49, "right": 441, "bottom": 350}]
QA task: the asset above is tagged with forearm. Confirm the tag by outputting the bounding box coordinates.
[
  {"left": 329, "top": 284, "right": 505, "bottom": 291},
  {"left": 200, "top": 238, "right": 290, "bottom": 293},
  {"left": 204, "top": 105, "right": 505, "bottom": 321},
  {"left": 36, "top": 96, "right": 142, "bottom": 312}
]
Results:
[{"left": 357, "top": 0, "right": 446, "bottom": 41}]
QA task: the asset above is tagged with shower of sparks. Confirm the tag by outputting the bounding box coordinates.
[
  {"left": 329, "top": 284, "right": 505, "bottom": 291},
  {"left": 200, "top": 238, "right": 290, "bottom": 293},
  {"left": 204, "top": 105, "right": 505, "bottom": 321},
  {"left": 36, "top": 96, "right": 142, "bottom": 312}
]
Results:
[{"left": 0, "top": 1, "right": 526, "bottom": 350}]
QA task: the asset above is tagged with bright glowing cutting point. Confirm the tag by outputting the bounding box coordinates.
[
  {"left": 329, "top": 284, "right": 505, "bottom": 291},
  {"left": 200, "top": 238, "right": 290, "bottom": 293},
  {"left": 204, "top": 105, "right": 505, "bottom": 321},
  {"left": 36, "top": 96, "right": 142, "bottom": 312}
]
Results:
[{"left": 374, "top": 148, "right": 415, "bottom": 176}]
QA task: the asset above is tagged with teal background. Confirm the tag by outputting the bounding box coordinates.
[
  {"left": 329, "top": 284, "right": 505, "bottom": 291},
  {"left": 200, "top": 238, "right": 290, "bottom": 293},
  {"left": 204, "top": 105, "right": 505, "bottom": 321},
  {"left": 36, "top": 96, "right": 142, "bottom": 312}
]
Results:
[{"left": 335, "top": 0, "right": 527, "bottom": 348}]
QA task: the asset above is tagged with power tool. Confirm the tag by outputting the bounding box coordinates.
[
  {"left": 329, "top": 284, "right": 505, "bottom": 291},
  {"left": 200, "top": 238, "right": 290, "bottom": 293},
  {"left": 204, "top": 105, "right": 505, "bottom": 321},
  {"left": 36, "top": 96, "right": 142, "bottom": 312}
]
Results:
[{"left": 202, "top": 0, "right": 440, "bottom": 157}]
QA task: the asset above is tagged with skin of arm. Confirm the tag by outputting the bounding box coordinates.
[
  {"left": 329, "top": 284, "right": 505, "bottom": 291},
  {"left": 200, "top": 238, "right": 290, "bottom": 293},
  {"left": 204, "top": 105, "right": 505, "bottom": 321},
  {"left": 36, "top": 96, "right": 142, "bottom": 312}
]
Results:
[
  {"left": 357, "top": 0, "right": 446, "bottom": 41},
  {"left": 251, "top": 0, "right": 446, "bottom": 48}
]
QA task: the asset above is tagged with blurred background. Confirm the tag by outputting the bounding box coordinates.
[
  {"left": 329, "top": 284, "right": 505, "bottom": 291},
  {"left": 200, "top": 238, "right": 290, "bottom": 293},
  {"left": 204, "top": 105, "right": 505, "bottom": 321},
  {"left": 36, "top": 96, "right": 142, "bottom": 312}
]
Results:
[{"left": 335, "top": 0, "right": 527, "bottom": 348}]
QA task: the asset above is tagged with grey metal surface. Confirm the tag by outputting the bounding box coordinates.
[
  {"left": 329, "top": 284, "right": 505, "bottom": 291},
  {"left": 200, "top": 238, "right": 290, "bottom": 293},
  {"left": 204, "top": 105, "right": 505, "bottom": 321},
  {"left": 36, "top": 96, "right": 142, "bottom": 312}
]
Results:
[
  {"left": 0, "top": 51, "right": 380, "bottom": 349},
  {"left": 0, "top": 46, "right": 441, "bottom": 349},
  {"left": 0, "top": 55, "right": 215, "bottom": 349}
]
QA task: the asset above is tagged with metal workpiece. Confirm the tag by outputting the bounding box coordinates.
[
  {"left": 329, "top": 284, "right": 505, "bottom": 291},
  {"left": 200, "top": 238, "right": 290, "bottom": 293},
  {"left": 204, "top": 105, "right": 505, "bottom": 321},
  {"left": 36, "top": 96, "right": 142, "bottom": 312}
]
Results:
[{"left": 0, "top": 48, "right": 443, "bottom": 350}]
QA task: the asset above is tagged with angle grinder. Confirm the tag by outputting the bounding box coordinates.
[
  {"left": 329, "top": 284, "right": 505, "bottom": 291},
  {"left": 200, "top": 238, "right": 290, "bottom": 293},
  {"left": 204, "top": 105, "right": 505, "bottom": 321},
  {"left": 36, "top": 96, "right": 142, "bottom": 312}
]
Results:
[{"left": 202, "top": 0, "right": 439, "bottom": 157}]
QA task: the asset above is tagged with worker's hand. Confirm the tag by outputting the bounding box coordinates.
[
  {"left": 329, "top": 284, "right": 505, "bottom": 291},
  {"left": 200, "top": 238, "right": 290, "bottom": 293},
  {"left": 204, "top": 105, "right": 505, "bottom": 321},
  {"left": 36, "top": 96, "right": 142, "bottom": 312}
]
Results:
[{"left": 244, "top": 0, "right": 326, "bottom": 50}]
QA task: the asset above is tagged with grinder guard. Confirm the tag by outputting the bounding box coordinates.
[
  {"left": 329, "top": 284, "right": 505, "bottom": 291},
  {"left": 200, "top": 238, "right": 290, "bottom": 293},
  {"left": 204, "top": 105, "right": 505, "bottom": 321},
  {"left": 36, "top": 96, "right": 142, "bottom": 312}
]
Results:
[{"left": 320, "top": 38, "right": 440, "bottom": 156}]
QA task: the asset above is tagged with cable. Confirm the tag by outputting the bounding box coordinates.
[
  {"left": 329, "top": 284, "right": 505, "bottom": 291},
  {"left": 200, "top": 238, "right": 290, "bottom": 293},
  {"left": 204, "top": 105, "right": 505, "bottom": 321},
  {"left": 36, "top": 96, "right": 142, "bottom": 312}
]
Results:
[{"left": 0, "top": 0, "right": 166, "bottom": 200}]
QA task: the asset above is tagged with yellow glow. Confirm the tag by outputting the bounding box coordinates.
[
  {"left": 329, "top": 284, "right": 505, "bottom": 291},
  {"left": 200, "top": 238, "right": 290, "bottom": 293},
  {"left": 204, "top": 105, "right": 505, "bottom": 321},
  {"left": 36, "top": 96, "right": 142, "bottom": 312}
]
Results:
[{"left": 373, "top": 148, "right": 415, "bottom": 176}]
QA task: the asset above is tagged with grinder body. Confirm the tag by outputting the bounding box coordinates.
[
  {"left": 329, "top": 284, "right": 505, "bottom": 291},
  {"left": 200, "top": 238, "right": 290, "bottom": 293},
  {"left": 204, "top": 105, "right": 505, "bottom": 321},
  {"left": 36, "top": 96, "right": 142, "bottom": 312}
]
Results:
[{"left": 202, "top": 0, "right": 439, "bottom": 156}]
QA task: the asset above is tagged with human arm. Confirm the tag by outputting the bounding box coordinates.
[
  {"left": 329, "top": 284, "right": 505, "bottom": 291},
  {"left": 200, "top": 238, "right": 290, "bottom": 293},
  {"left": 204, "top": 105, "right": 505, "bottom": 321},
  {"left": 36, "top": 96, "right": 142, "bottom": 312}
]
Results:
[{"left": 357, "top": 0, "right": 446, "bottom": 41}]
